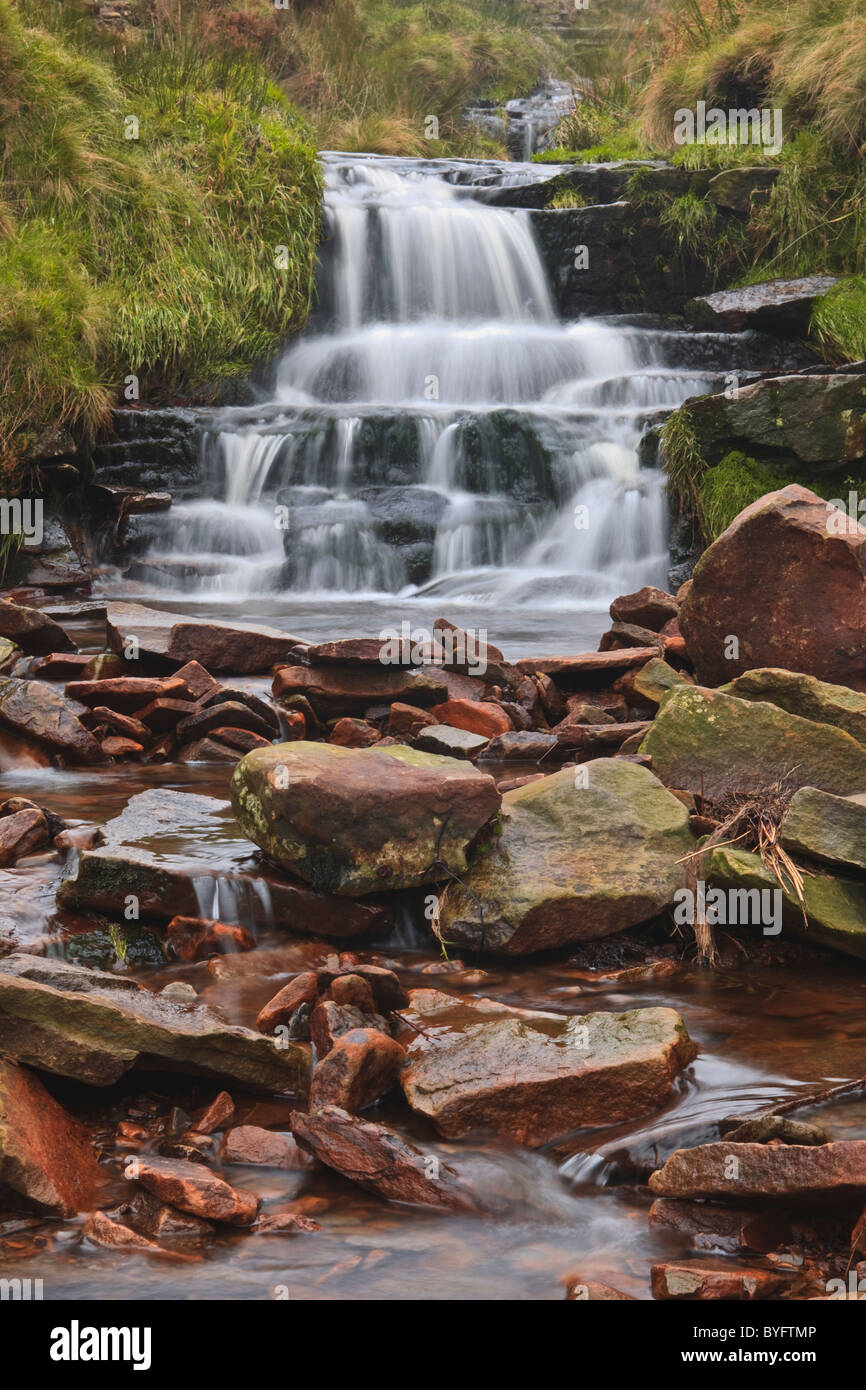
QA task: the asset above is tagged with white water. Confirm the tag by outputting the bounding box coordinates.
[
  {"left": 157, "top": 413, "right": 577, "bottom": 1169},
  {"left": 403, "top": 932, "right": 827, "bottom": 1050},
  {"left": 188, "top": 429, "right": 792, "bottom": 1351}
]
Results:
[{"left": 131, "top": 153, "right": 745, "bottom": 610}]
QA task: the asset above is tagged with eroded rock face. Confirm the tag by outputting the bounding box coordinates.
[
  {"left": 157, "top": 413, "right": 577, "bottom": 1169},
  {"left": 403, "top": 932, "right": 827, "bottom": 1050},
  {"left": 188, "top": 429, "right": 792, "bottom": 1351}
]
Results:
[
  {"left": 0, "top": 954, "right": 309, "bottom": 1092},
  {"left": 640, "top": 684, "right": 866, "bottom": 801},
  {"left": 231, "top": 741, "right": 500, "bottom": 896},
  {"left": 435, "top": 759, "right": 693, "bottom": 954},
  {"left": 397, "top": 990, "right": 697, "bottom": 1146},
  {"left": 0, "top": 1059, "right": 101, "bottom": 1216},
  {"left": 290, "top": 1105, "right": 479, "bottom": 1211},
  {"left": 649, "top": 1141, "right": 866, "bottom": 1206},
  {"left": 679, "top": 486, "right": 866, "bottom": 688}
]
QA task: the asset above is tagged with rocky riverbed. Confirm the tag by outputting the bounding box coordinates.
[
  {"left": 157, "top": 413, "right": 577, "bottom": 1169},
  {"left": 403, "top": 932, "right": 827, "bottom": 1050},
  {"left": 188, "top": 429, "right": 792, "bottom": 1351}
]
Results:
[{"left": 2, "top": 482, "right": 866, "bottom": 1300}]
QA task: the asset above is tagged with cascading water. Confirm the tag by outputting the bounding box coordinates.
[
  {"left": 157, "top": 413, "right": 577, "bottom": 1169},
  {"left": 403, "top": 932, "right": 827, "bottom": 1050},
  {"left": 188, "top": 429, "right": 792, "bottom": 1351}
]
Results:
[{"left": 127, "top": 152, "right": 782, "bottom": 639}]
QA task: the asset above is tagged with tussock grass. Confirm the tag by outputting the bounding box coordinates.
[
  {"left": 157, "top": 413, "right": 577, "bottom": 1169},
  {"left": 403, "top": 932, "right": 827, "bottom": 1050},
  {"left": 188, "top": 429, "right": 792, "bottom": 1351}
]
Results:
[{"left": 811, "top": 276, "right": 866, "bottom": 364}]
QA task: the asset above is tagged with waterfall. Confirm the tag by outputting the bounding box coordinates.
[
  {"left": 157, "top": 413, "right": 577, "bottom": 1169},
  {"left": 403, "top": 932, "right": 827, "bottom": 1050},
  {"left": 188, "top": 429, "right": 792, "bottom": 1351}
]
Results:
[{"left": 130, "top": 152, "right": 758, "bottom": 607}]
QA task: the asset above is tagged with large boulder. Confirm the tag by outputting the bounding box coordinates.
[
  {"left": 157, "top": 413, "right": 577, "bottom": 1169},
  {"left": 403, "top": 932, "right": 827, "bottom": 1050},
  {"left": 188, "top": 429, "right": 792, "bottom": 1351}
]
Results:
[
  {"left": 57, "top": 788, "right": 388, "bottom": 938},
  {"left": 683, "top": 377, "right": 866, "bottom": 473},
  {"left": 435, "top": 759, "right": 693, "bottom": 955},
  {"left": 649, "top": 1141, "right": 866, "bottom": 1207},
  {"left": 0, "top": 1059, "right": 101, "bottom": 1216},
  {"left": 639, "top": 685, "right": 866, "bottom": 801},
  {"left": 679, "top": 487, "right": 866, "bottom": 688},
  {"left": 398, "top": 989, "right": 697, "bottom": 1146},
  {"left": 230, "top": 742, "right": 500, "bottom": 897},
  {"left": 0, "top": 599, "right": 75, "bottom": 653},
  {"left": 106, "top": 601, "right": 303, "bottom": 674},
  {"left": 0, "top": 953, "right": 309, "bottom": 1092}
]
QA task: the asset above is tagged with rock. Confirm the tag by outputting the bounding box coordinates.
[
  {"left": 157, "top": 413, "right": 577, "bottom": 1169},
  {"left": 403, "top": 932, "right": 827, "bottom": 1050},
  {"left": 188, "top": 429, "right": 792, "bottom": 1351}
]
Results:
[
  {"left": 176, "top": 701, "right": 274, "bottom": 744},
  {"left": 782, "top": 787, "right": 866, "bottom": 874},
  {"left": 310, "top": 1028, "right": 405, "bottom": 1112},
  {"left": 329, "top": 717, "right": 380, "bottom": 748},
  {"left": 194, "top": 1091, "right": 235, "bottom": 1134},
  {"left": 101, "top": 735, "right": 143, "bottom": 758},
  {"left": 387, "top": 702, "right": 437, "bottom": 737},
  {"left": 210, "top": 727, "right": 272, "bottom": 753},
  {"left": 397, "top": 989, "right": 696, "bottom": 1146},
  {"left": 307, "top": 638, "right": 402, "bottom": 664},
  {"left": 0, "top": 679, "right": 106, "bottom": 763},
  {"left": 165, "top": 917, "right": 255, "bottom": 962},
  {"left": 58, "top": 788, "right": 388, "bottom": 939},
  {"left": 0, "top": 953, "right": 309, "bottom": 1091},
  {"left": 649, "top": 1141, "right": 866, "bottom": 1206},
  {"left": 564, "top": 1278, "right": 636, "bottom": 1301},
  {"left": 436, "top": 760, "right": 693, "bottom": 955},
  {"left": 255, "top": 1212, "right": 320, "bottom": 1234},
  {"left": 219, "top": 1125, "right": 304, "bottom": 1168},
  {"left": 600, "top": 622, "right": 664, "bottom": 653},
  {"left": 554, "top": 720, "right": 651, "bottom": 752},
  {"left": 177, "top": 737, "right": 240, "bottom": 763},
  {"left": 171, "top": 660, "right": 222, "bottom": 700},
  {"left": 707, "top": 845, "right": 866, "bottom": 961},
  {"left": 106, "top": 601, "right": 303, "bottom": 674},
  {"left": 610, "top": 586, "right": 678, "bottom": 630},
  {"left": 132, "top": 1156, "right": 259, "bottom": 1225},
  {"left": 680, "top": 486, "right": 866, "bottom": 687},
  {"left": 310, "top": 1000, "right": 390, "bottom": 1055},
  {"left": 290, "top": 1105, "right": 478, "bottom": 1211},
  {"left": 484, "top": 730, "right": 559, "bottom": 761},
  {"left": 322, "top": 964, "right": 408, "bottom": 1013},
  {"left": 0, "top": 599, "right": 75, "bottom": 654},
  {"left": 119, "top": 1190, "right": 214, "bottom": 1240},
  {"left": 257, "top": 972, "right": 320, "bottom": 1035},
  {"left": 687, "top": 274, "right": 836, "bottom": 333},
  {"left": 82, "top": 1210, "right": 173, "bottom": 1256},
  {"left": 0, "top": 1059, "right": 101, "bottom": 1216},
  {"left": 230, "top": 742, "right": 500, "bottom": 897},
  {"left": 723, "top": 1114, "right": 827, "bottom": 1146},
  {"left": 650, "top": 1260, "right": 794, "bottom": 1300},
  {"left": 328, "top": 974, "right": 376, "bottom": 1012},
  {"left": 632, "top": 657, "right": 691, "bottom": 706},
  {"left": 648, "top": 1199, "right": 804, "bottom": 1254},
  {"left": 722, "top": 669, "right": 866, "bottom": 746},
  {"left": 639, "top": 685, "right": 866, "bottom": 800},
  {"left": 134, "top": 697, "right": 201, "bottom": 731},
  {"left": 428, "top": 699, "right": 511, "bottom": 738},
  {"left": 415, "top": 724, "right": 490, "bottom": 758},
  {"left": 66, "top": 676, "right": 188, "bottom": 709},
  {"left": 272, "top": 664, "right": 447, "bottom": 716},
  {"left": 515, "top": 648, "right": 661, "bottom": 682},
  {"left": 91, "top": 707, "right": 150, "bottom": 741},
  {"left": 0, "top": 807, "right": 49, "bottom": 866}
]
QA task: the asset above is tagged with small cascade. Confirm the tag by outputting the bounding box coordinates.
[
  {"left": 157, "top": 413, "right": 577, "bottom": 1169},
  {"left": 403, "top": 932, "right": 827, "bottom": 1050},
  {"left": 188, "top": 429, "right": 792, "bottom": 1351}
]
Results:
[{"left": 129, "top": 151, "right": 787, "bottom": 612}]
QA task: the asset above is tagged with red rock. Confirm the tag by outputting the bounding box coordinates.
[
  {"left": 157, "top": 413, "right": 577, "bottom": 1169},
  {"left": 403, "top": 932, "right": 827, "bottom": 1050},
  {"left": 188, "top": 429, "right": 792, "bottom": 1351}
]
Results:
[
  {"left": 176, "top": 701, "right": 274, "bottom": 743},
  {"left": 272, "top": 664, "right": 447, "bottom": 716},
  {"left": 91, "top": 707, "right": 149, "bottom": 741},
  {"left": 328, "top": 974, "right": 377, "bottom": 1012},
  {"left": 680, "top": 485, "right": 866, "bottom": 688},
  {"left": 290, "top": 1105, "right": 479, "bottom": 1210},
  {"left": 329, "top": 717, "right": 381, "bottom": 747},
  {"left": 256, "top": 972, "right": 319, "bottom": 1034},
  {"left": 307, "top": 639, "right": 397, "bottom": 664},
  {"left": 650, "top": 1260, "right": 795, "bottom": 1300},
  {"left": 133, "top": 1155, "right": 259, "bottom": 1225},
  {"left": 172, "top": 660, "right": 222, "bottom": 700},
  {"left": 133, "top": 697, "right": 199, "bottom": 731},
  {"left": 66, "top": 677, "right": 187, "bottom": 710},
  {"left": 309, "top": 1028, "right": 405, "bottom": 1112},
  {"left": 0, "top": 599, "right": 75, "bottom": 654},
  {"left": 387, "top": 703, "right": 437, "bottom": 737},
  {"left": 29, "top": 652, "right": 92, "bottom": 680},
  {"left": 311, "top": 999, "right": 390, "bottom": 1056},
  {"left": 82, "top": 1210, "right": 174, "bottom": 1256},
  {"left": 209, "top": 726, "right": 272, "bottom": 752},
  {"left": 318, "top": 964, "right": 409, "bottom": 1013},
  {"left": 554, "top": 720, "right": 651, "bottom": 751},
  {"left": 429, "top": 699, "right": 511, "bottom": 738},
  {"left": 0, "top": 678, "right": 106, "bottom": 763},
  {"left": 101, "top": 735, "right": 144, "bottom": 758},
  {"left": 255, "top": 1211, "right": 320, "bottom": 1234},
  {"left": 194, "top": 1091, "right": 235, "bottom": 1135},
  {"left": 649, "top": 1141, "right": 866, "bottom": 1205},
  {"left": 610, "top": 586, "right": 678, "bottom": 631},
  {"left": 516, "top": 649, "right": 661, "bottom": 681},
  {"left": 176, "top": 738, "right": 240, "bottom": 763},
  {"left": 280, "top": 709, "right": 307, "bottom": 739},
  {"left": 0, "top": 806, "right": 49, "bottom": 865},
  {"left": 565, "top": 1277, "right": 636, "bottom": 1300},
  {"left": 0, "top": 1059, "right": 101, "bottom": 1216},
  {"left": 219, "top": 1125, "right": 306, "bottom": 1169},
  {"left": 120, "top": 1190, "right": 214, "bottom": 1240},
  {"left": 116, "top": 1120, "right": 148, "bottom": 1143},
  {"left": 166, "top": 916, "right": 255, "bottom": 962}
]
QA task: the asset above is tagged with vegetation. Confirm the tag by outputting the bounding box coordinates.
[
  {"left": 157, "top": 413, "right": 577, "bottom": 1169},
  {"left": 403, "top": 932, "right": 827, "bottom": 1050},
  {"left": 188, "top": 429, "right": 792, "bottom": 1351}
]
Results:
[{"left": 811, "top": 277, "right": 866, "bottom": 364}]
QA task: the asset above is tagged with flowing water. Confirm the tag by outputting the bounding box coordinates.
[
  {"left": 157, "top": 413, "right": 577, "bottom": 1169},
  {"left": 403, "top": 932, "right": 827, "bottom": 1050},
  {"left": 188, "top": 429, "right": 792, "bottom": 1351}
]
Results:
[{"left": 113, "top": 152, "right": 794, "bottom": 651}]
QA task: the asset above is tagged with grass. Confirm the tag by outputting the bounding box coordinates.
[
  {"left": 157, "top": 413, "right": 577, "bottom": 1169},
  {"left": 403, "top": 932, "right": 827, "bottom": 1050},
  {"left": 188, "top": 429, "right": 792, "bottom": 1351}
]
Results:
[
  {"left": 811, "top": 277, "right": 866, "bottom": 363},
  {"left": 0, "top": 1, "right": 323, "bottom": 486}
]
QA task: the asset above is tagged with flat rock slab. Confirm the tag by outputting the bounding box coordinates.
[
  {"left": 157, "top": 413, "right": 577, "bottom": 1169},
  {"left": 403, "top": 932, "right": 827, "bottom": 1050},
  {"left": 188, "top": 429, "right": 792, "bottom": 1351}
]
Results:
[
  {"left": 640, "top": 684, "right": 866, "bottom": 801},
  {"left": 57, "top": 788, "right": 388, "bottom": 939},
  {"left": 649, "top": 1141, "right": 866, "bottom": 1207},
  {"left": 0, "top": 678, "right": 106, "bottom": 764},
  {"left": 398, "top": 989, "right": 696, "bottom": 1146},
  {"left": 133, "top": 1156, "right": 259, "bottom": 1225},
  {"left": 0, "top": 953, "right": 309, "bottom": 1092},
  {"left": 516, "top": 648, "right": 660, "bottom": 681},
  {"left": 687, "top": 275, "right": 837, "bottom": 333},
  {"left": 650, "top": 1260, "right": 795, "bottom": 1300},
  {"left": 106, "top": 601, "right": 303, "bottom": 674},
  {"left": 231, "top": 741, "right": 500, "bottom": 896},
  {"left": 437, "top": 759, "right": 693, "bottom": 954},
  {"left": 782, "top": 787, "right": 866, "bottom": 874},
  {"left": 290, "top": 1104, "right": 479, "bottom": 1211},
  {"left": 272, "top": 664, "right": 447, "bottom": 715},
  {"left": 0, "top": 1058, "right": 101, "bottom": 1216},
  {"left": 722, "top": 668, "right": 866, "bottom": 745}
]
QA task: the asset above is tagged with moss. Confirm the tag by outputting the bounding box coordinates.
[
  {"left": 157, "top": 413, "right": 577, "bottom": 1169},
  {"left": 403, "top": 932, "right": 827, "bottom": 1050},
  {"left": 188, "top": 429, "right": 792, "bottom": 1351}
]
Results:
[
  {"left": 811, "top": 276, "right": 866, "bottom": 365},
  {"left": 696, "top": 451, "right": 844, "bottom": 541},
  {"left": 548, "top": 187, "right": 587, "bottom": 209}
]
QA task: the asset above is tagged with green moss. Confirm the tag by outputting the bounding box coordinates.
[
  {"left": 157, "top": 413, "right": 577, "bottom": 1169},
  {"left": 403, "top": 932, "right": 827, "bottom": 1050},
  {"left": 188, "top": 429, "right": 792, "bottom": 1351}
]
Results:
[
  {"left": 695, "top": 451, "right": 845, "bottom": 541},
  {"left": 548, "top": 187, "right": 587, "bottom": 209},
  {"left": 811, "top": 276, "right": 866, "bottom": 365},
  {"left": 660, "top": 405, "right": 707, "bottom": 541}
]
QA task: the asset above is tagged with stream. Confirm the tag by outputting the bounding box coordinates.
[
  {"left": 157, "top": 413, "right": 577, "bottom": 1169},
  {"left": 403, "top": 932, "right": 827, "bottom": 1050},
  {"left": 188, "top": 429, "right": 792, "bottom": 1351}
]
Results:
[{"left": 3, "top": 152, "right": 859, "bottom": 1302}]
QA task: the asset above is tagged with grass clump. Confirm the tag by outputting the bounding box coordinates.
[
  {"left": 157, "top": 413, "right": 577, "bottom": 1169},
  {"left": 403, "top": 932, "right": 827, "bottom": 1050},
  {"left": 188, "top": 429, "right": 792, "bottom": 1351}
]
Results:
[
  {"left": 697, "top": 451, "right": 801, "bottom": 540},
  {"left": 810, "top": 277, "right": 866, "bottom": 364}
]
